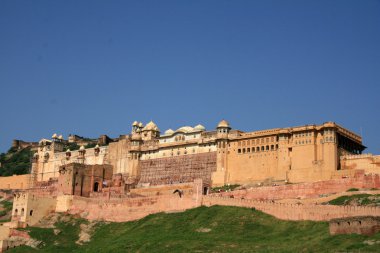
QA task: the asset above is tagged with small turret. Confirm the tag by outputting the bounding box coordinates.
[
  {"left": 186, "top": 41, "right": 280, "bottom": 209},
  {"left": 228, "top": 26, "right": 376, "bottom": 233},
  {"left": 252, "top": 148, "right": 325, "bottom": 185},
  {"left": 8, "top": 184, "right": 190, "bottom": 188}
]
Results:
[{"left": 216, "top": 120, "right": 231, "bottom": 137}]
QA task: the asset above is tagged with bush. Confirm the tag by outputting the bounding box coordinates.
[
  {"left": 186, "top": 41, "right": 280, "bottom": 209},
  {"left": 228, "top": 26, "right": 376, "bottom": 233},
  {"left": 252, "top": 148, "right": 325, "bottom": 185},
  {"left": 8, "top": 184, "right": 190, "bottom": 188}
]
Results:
[{"left": 347, "top": 188, "right": 359, "bottom": 192}]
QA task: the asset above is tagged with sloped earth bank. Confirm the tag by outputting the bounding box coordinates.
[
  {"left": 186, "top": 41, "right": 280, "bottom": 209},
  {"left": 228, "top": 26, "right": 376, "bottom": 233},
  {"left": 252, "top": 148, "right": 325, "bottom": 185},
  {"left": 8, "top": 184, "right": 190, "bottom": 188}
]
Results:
[{"left": 7, "top": 206, "right": 380, "bottom": 252}]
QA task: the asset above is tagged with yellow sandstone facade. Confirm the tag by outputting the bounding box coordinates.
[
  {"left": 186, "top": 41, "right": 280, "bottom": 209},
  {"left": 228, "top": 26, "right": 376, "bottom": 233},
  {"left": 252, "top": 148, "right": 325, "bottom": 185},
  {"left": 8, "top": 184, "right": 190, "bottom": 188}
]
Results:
[{"left": 28, "top": 120, "right": 370, "bottom": 189}]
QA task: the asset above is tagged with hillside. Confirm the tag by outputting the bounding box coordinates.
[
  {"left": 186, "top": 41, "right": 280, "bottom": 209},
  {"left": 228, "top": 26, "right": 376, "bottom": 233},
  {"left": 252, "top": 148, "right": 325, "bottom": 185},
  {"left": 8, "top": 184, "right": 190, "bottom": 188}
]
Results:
[
  {"left": 8, "top": 205, "right": 380, "bottom": 253},
  {"left": 0, "top": 147, "right": 33, "bottom": 176},
  {"left": 327, "top": 194, "right": 380, "bottom": 206}
]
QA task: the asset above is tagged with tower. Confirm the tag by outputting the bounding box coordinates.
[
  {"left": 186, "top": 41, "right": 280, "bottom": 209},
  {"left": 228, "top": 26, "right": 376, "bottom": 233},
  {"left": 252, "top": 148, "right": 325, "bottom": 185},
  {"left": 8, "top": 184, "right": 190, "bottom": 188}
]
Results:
[
  {"left": 141, "top": 121, "right": 160, "bottom": 141},
  {"left": 212, "top": 120, "right": 231, "bottom": 186}
]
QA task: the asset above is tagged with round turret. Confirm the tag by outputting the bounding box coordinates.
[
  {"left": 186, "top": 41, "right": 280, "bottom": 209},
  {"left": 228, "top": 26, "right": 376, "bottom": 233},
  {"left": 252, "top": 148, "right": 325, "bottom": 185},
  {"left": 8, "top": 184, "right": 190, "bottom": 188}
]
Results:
[
  {"left": 217, "top": 120, "right": 231, "bottom": 129},
  {"left": 52, "top": 133, "right": 58, "bottom": 139},
  {"left": 132, "top": 121, "right": 139, "bottom": 126}
]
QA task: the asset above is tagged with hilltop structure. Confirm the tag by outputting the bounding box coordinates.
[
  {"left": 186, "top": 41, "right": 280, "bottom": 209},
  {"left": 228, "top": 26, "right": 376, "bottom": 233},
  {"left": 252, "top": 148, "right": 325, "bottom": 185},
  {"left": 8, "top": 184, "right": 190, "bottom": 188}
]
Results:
[
  {"left": 28, "top": 120, "right": 373, "bottom": 194},
  {"left": 1, "top": 120, "right": 380, "bottom": 251}
]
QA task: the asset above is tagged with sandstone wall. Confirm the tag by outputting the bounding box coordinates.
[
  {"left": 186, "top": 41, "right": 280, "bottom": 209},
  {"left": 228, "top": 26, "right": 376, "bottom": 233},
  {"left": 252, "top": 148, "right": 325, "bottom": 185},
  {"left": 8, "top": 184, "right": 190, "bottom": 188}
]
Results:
[
  {"left": 218, "top": 171, "right": 380, "bottom": 200},
  {"left": 12, "top": 193, "right": 56, "bottom": 226},
  {"left": 340, "top": 154, "right": 380, "bottom": 173},
  {"left": 0, "top": 175, "right": 30, "bottom": 190},
  {"left": 130, "top": 182, "right": 196, "bottom": 197},
  {"left": 139, "top": 152, "right": 217, "bottom": 186},
  {"left": 329, "top": 216, "right": 380, "bottom": 235},
  {"left": 68, "top": 195, "right": 201, "bottom": 222},
  {"left": 202, "top": 196, "right": 380, "bottom": 221}
]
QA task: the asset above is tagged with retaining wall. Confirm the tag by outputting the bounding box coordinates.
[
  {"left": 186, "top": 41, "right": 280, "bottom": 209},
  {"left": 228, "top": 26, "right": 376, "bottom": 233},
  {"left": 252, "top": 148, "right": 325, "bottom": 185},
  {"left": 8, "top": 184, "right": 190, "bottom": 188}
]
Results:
[{"left": 202, "top": 196, "right": 380, "bottom": 221}]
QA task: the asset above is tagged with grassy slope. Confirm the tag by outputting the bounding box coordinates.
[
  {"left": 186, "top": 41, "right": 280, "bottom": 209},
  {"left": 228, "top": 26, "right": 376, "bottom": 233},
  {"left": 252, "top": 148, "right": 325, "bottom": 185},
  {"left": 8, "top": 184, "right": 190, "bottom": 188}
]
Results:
[
  {"left": 327, "top": 194, "right": 380, "bottom": 206},
  {"left": 8, "top": 206, "right": 380, "bottom": 253}
]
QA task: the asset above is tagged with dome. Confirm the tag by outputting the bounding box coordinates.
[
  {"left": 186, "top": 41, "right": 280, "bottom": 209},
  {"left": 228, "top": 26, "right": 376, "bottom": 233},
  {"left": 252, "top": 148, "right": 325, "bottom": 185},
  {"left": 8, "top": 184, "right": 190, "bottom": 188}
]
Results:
[
  {"left": 164, "top": 129, "right": 174, "bottom": 135},
  {"left": 79, "top": 145, "right": 85, "bottom": 151},
  {"left": 176, "top": 126, "right": 194, "bottom": 133},
  {"left": 52, "top": 133, "right": 58, "bottom": 139},
  {"left": 217, "top": 119, "right": 230, "bottom": 128},
  {"left": 143, "top": 121, "right": 160, "bottom": 132},
  {"left": 66, "top": 149, "right": 71, "bottom": 153},
  {"left": 138, "top": 122, "right": 144, "bottom": 128},
  {"left": 95, "top": 144, "right": 99, "bottom": 148},
  {"left": 132, "top": 121, "right": 139, "bottom": 126},
  {"left": 194, "top": 124, "right": 206, "bottom": 131},
  {"left": 58, "top": 135, "right": 63, "bottom": 140}
]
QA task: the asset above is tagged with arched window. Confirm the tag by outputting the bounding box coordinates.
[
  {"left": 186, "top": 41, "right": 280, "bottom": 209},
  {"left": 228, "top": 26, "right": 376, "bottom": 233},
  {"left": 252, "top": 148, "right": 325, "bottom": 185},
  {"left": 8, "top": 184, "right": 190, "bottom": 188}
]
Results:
[
  {"left": 21, "top": 208, "right": 24, "bottom": 216},
  {"left": 29, "top": 210, "right": 33, "bottom": 216}
]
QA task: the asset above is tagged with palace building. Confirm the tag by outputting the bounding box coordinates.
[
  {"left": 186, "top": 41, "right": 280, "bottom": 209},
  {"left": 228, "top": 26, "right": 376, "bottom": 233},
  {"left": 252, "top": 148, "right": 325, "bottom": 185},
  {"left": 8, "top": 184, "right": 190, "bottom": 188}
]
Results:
[{"left": 29, "top": 120, "right": 368, "bottom": 193}]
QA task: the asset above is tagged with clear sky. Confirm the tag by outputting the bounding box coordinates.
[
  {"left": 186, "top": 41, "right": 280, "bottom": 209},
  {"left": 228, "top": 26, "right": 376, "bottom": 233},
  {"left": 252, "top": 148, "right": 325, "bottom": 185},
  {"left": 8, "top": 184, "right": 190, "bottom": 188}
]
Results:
[{"left": 0, "top": 0, "right": 379, "bottom": 153}]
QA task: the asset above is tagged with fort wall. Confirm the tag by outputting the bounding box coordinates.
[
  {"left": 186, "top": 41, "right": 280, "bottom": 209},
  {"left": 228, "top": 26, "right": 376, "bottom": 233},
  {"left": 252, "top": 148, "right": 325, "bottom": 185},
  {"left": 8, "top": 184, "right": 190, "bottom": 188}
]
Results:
[
  {"left": 202, "top": 196, "right": 380, "bottom": 221},
  {"left": 340, "top": 154, "right": 380, "bottom": 174},
  {"left": 139, "top": 152, "right": 217, "bottom": 186},
  {"left": 12, "top": 192, "right": 56, "bottom": 227},
  {"left": 0, "top": 175, "right": 30, "bottom": 190},
  {"left": 65, "top": 179, "right": 204, "bottom": 222},
  {"left": 329, "top": 216, "right": 380, "bottom": 235},
  {"left": 68, "top": 195, "right": 200, "bottom": 222},
  {"left": 217, "top": 171, "right": 380, "bottom": 200}
]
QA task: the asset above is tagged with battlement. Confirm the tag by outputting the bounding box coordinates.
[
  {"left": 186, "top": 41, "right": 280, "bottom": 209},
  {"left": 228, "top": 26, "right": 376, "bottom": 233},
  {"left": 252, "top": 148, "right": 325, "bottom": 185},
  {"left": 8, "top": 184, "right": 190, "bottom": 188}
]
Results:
[{"left": 202, "top": 195, "right": 380, "bottom": 221}]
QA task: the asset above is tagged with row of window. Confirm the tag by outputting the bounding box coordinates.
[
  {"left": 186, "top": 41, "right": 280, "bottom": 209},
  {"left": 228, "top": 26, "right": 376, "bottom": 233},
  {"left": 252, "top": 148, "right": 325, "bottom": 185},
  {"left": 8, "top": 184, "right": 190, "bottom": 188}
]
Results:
[
  {"left": 294, "top": 132, "right": 313, "bottom": 138},
  {"left": 295, "top": 140, "right": 313, "bottom": 145},
  {"left": 238, "top": 137, "right": 276, "bottom": 147},
  {"left": 237, "top": 144, "right": 278, "bottom": 154}
]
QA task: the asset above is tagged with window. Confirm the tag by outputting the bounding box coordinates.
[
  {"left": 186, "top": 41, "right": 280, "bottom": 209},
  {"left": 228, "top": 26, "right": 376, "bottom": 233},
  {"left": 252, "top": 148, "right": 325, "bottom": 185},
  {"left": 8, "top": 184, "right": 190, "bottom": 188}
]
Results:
[
  {"left": 243, "top": 148, "right": 246, "bottom": 153},
  {"left": 238, "top": 149, "right": 241, "bottom": 154},
  {"left": 247, "top": 148, "right": 250, "bottom": 152},
  {"left": 30, "top": 210, "right": 33, "bottom": 216}
]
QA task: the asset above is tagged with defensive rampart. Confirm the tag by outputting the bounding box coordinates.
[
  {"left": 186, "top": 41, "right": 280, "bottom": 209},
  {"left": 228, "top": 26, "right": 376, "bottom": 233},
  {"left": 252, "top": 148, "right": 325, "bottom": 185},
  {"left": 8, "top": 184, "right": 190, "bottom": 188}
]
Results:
[
  {"left": 68, "top": 194, "right": 202, "bottom": 222},
  {"left": 202, "top": 196, "right": 380, "bottom": 221},
  {"left": 218, "top": 171, "right": 380, "bottom": 200},
  {"left": 0, "top": 175, "right": 30, "bottom": 190}
]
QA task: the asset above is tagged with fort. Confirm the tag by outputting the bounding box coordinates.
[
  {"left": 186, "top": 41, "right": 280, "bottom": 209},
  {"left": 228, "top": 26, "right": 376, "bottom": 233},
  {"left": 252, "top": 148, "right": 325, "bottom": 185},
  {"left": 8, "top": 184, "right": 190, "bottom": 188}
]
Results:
[
  {"left": 0, "top": 120, "right": 379, "bottom": 251},
  {"left": 28, "top": 120, "right": 371, "bottom": 187}
]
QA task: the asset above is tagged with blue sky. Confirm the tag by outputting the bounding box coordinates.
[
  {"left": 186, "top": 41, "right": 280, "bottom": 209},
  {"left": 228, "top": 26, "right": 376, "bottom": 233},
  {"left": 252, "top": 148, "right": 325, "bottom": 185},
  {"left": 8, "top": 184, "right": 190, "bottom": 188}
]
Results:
[{"left": 0, "top": 0, "right": 379, "bottom": 153}]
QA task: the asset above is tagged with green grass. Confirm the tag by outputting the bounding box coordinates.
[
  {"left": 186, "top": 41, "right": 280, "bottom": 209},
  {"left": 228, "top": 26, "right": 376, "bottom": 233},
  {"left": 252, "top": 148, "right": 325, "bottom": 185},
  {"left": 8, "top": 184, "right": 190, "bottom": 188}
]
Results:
[
  {"left": 0, "top": 199, "right": 13, "bottom": 217},
  {"left": 7, "top": 206, "right": 380, "bottom": 253},
  {"left": 327, "top": 194, "right": 380, "bottom": 206},
  {"left": 211, "top": 184, "right": 240, "bottom": 193},
  {"left": 347, "top": 188, "right": 359, "bottom": 192}
]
